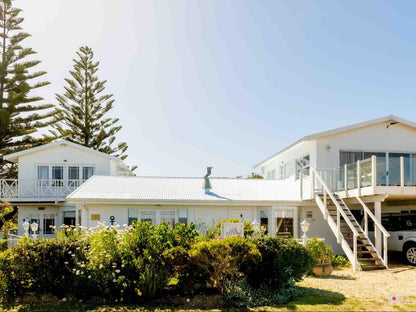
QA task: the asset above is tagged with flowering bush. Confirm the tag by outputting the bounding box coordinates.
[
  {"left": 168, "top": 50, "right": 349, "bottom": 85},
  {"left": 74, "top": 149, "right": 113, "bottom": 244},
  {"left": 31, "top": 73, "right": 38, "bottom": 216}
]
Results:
[
  {"left": 0, "top": 223, "right": 310, "bottom": 307},
  {"left": 189, "top": 236, "right": 261, "bottom": 293}
]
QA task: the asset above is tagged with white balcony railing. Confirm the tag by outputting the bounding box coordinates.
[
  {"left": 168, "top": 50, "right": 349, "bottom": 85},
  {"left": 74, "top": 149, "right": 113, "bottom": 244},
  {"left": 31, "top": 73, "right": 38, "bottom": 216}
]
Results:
[{"left": 0, "top": 179, "right": 85, "bottom": 201}]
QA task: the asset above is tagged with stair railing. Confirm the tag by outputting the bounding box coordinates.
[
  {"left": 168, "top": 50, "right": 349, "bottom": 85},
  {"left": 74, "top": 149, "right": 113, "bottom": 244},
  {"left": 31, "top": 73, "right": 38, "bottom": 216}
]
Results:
[
  {"left": 311, "top": 167, "right": 361, "bottom": 271},
  {"left": 355, "top": 196, "right": 390, "bottom": 268}
]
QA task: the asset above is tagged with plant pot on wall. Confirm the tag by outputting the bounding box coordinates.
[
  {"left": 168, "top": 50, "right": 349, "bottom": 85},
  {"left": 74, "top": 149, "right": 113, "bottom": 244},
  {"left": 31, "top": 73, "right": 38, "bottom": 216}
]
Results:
[{"left": 312, "top": 263, "right": 333, "bottom": 277}]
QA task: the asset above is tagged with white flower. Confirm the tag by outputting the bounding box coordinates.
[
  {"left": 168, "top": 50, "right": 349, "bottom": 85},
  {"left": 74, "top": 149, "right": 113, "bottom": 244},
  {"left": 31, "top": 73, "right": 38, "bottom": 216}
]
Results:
[
  {"left": 64, "top": 262, "right": 68, "bottom": 265},
  {"left": 115, "top": 269, "right": 120, "bottom": 273},
  {"left": 88, "top": 275, "right": 91, "bottom": 279},
  {"left": 113, "top": 279, "right": 117, "bottom": 283},
  {"left": 68, "top": 251, "right": 72, "bottom": 254}
]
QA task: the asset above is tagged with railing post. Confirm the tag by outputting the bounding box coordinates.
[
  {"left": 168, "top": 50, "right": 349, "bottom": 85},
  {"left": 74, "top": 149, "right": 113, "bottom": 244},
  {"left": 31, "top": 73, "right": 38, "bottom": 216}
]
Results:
[
  {"left": 333, "top": 168, "right": 337, "bottom": 191},
  {"left": 344, "top": 164, "right": 348, "bottom": 193},
  {"left": 383, "top": 235, "right": 388, "bottom": 267},
  {"left": 357, "top": 160, "right": 361, "bottom": 195},
  {"left": 323, "top": 188, "right": 327, "bottom": 220},
  {"left": 371, "top": 156, "right": 377, "bottom": 188},
  {"left": 364, "top": 210, "right": 368, "bottom": 236},
  {"left": 337, "top": 209, "right": 341, "bottom": 243},
  {"left": 400, "top": 156, "right": 405, "bottom": 187},
  {"left": 300, "top": 170, "right": 303, "bottom": 200},
  {"left": 353, "top": 234, "right": 358, "bottom": 271},
  {"left": 311, "top": 169, "right": 315, "bottom": 199}
]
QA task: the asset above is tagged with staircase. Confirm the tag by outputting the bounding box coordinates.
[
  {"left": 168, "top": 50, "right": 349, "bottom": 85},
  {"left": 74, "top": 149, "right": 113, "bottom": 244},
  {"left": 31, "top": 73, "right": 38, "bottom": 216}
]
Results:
[{"left": 310, "top": 167, "right": 388, "bottom": 271}]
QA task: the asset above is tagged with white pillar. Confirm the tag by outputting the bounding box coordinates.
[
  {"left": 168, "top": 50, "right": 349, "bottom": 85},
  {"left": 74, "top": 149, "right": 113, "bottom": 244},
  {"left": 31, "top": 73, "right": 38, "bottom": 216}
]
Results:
[
  {"left": 268, "top": 207, "right": 275, "bottom": 236},
  {"left": 374, "top": 201, "right": 382, "bottom": 252},
  {"left": 293, "top": 207, "right": 299, "bottom": 239}
]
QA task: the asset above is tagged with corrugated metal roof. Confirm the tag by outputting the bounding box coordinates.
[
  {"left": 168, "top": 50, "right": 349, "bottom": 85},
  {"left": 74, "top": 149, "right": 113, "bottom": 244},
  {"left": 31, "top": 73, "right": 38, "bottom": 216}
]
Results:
[{"left": 67, "top": 175, "right": 302, "bottom": 202}]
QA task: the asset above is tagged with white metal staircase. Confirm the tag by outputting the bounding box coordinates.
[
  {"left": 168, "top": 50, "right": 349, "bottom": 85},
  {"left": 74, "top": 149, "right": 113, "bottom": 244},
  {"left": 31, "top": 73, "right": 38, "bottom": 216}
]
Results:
[{"left": 310, "top": 167, "right": 389, "bottom": 271}]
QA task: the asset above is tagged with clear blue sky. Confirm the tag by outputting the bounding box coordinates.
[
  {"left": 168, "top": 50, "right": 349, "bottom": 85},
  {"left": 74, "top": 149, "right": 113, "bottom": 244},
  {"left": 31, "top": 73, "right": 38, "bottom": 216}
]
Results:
[{"left": 18, "top": 0, "right": 416, "bottom": 177}]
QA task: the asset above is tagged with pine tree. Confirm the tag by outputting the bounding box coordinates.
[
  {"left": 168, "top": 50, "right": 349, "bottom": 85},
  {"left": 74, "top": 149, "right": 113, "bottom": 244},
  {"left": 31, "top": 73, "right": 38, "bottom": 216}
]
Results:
[
  {"left": 0, "top": 0, "right": 55, "bottom": 178},
  {"left": 53, "top": 46, "right": 134, "bottom": 169}
]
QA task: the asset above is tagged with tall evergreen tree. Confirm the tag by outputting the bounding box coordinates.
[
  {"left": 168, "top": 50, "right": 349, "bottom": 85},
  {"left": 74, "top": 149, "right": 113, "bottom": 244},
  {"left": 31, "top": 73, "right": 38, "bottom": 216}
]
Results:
[
  {"left": 53, "top": 46, "right": 134, "bottom": 168},
  {"left": 0, "top": 0, "right": 54, "bottom": 178}
]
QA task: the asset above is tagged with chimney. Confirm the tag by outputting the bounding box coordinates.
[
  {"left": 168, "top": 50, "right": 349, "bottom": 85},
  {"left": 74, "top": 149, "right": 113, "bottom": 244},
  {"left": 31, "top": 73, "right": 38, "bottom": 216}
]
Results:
[{"left": 203, "top": 167, "right": 213, "bottom": 190}]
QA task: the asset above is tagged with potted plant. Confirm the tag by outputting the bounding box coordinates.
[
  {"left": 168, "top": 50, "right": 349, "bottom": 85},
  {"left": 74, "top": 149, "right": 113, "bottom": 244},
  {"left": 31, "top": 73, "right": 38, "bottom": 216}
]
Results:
[{"left": 306, "top": 238, "right": 333, "bottom": 276}]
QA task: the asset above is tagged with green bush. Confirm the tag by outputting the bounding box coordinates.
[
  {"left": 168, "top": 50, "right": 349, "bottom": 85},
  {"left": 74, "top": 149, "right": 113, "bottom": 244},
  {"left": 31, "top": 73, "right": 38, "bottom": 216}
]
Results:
[
  {"left": 189, "top": 236, "right": 261, "bottom": 293},
  {"left": 332, "top": 254, "right": 350, "bottom": 267},
  {"left": 306, "top": 238, "right": 333, "bottom": 264},
  {"left": 0, "top": 234, "right": 87, "bottom": 299},
  {"left": 223, "top": 279, "right": 304, "bottom": 308},
  {"left": 241, "top": 236, "right": 314, "bottom": 290}
]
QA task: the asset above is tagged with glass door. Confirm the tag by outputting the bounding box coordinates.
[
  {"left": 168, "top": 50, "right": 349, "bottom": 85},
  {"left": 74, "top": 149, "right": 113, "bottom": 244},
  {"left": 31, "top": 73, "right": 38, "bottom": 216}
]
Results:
[
  {"left": 388, "top": 153, "right": 410, "bottom": 186},
  {"left": 364, "top": 152, "right": 387, "bottom": 186}
]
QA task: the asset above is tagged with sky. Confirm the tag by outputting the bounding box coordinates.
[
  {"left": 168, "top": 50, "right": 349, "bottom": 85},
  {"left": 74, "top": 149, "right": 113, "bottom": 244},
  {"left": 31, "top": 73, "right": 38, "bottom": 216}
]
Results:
[{"left": 16, "top": 0, "right": 416, "bottom": 177}]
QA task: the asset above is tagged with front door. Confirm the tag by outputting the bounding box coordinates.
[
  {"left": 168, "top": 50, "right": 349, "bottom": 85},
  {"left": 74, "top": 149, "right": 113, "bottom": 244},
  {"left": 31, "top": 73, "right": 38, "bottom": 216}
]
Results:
[{"left": 275, "top": 209, "right": 294, "bottom": 238}]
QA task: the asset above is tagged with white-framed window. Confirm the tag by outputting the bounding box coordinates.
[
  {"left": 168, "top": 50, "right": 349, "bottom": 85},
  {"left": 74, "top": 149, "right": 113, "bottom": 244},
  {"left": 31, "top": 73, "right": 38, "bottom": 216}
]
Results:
[
  {"left": 280, "top": 162, "right": 289, "bottom": 179},
  {"left": 37, "top": 166, "right": 49, "bottom": 180},
  {"left": 43, "top": 214, "right": 55, "bottom": 234},
  {"left": 140, "top": 211, "right": 156, "bottom": 224},
  {"left": 127, "top": 209, "right": 188, "bottom": 227},
  {"left": 295, "top": 154, "right": 310, "bottom": 180},
  {"left": 267, "top": 170, "right": 276, "bottom": 180},
  {"left": 83, "top": 166, "right": 94, "bottom": 180},
  {"left": 68, "top": 166, "right": 80, "bottom": 180},
  {"left": 178, "top": 210, "right": 188, "bottom": 225}
]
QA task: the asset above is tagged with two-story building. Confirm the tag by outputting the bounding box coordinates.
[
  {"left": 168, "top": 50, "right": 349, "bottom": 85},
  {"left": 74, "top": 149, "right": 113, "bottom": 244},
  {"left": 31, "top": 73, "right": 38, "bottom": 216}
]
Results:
[
  {"left": 3, "top": 115, "right": 416, "bottom": 271},
  {"left": 0, "top": 139, "right": 133, "bottom": 237}
]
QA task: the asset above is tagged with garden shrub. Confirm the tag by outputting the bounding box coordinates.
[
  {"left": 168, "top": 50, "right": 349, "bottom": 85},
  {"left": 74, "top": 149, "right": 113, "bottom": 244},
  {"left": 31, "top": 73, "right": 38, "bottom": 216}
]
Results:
[
  {"left": 332, "top": 254, "right": 350, "bottom": 267},
  {"left": 241, "top": 236, "right": 314, "bottom": 290},
  {"left": 306, "top": 238, "right": 333, "bottom": 265},
  {"left": 0, "top": 233, "right": 87, "bottom": 299},
  {"left": 189, "top": 236, "right": 261, "bottom": 293},
  {"left": 223, "top": 279, "right": 304, "bottom": 308}
]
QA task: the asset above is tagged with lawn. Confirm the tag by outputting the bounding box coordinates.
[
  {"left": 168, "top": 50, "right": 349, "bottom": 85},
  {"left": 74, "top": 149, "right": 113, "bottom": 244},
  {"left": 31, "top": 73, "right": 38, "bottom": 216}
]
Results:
[{"left": 2, "top": 256, "right": 415, "bottom": 312}]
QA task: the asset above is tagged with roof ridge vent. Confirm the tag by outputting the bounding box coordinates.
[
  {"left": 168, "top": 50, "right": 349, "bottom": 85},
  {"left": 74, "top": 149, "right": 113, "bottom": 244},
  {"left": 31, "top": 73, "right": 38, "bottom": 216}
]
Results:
[{"left": 203, "top": 167, "right": 213, "bottom": 190}]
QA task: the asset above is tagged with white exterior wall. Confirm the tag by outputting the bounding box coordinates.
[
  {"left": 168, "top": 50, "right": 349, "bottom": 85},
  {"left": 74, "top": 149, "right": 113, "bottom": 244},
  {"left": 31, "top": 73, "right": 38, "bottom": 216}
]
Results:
[
  {"left": 17, "top": 145, "right": 112, "bottom": 180},
  {"left": 316, "top": 122, "right": 416, "bottom": 170},
  {"left": 261, "top": 141, "right": 317, "bottom": 180},
  {"left": 17, "top": 203, "right": 76, "bottom": 238}
]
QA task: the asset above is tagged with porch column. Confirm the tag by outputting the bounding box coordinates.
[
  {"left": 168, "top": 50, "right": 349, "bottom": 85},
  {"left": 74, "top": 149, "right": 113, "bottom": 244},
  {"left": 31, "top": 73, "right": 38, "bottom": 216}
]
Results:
[
  {"left": 374, "top": 201, "right": 382, "bottom": 252},
  {"left": 293, "top": 207, "right": 299, "bottom": 239},
  {"left": 268, "top": 207, "right": 275, "bottom": 236}
]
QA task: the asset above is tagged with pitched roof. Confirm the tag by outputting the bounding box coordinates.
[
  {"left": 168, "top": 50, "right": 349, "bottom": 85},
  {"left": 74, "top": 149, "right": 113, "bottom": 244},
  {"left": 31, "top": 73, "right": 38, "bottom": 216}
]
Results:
[
  {"left": 254, "top": 115, "right": 416, "bottom": 169},
  {"left": 4, "top": 139, "right": 133, "bottom": 175},
  {"left": 67, "top": 175, "right": 302, "bottom": 203}
]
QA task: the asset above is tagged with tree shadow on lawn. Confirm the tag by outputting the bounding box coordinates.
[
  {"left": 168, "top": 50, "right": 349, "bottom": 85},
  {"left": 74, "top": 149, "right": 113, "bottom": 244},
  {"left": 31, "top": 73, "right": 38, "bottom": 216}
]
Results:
[{"left": 279, "top": 287, "right": 346, "bottom": 311}]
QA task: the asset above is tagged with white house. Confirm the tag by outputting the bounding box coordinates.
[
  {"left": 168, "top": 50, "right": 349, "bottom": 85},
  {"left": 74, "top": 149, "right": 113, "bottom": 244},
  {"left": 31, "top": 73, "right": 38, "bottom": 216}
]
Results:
[
  {"left": 4, "top": 115, "right": 416, "bottom": 271},
  {"left": 0, "top": 139, "right": 133, "bottom": 237}
]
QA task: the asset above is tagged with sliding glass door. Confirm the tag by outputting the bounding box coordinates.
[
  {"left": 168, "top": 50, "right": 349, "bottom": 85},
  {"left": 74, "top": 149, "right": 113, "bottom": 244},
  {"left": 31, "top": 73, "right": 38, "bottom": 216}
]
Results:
[{"left": 363, "top": 152, "right": 386, "bottom": 186}]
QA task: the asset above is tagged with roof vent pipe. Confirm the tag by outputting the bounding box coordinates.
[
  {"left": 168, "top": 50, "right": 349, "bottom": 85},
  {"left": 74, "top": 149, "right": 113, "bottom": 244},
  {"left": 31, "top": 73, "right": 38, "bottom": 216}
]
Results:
[{"left": 203, "top": 167, "right": 213, "bottom": 190}]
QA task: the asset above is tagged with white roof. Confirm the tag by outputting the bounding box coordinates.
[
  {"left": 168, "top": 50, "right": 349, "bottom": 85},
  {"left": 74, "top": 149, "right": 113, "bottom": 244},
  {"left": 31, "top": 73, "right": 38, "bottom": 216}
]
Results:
[
  {"left": 4, "top": 139, "right": 133, "bottom": 175},
  {"left": 254, "top": 115, "right": 416, "bottom": 169},
  {"left": 67, "top": 175, "right": 302, "bottom": 203}
]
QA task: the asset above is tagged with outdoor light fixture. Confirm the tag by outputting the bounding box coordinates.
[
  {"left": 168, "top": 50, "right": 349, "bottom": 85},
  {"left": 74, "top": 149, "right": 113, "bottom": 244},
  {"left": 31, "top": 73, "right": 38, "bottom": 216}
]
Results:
[
  {"left": 301, "top": 219, "right": 310, "bottom": 246},
  {"left": 22, "top": 220, "right": 29, "bottom": 236},
  {"left": 251, "top": 219, "right": 260, "bottom": 233},
  {"left": 30, "top": 221, "right": 39, "bottom": 239}
]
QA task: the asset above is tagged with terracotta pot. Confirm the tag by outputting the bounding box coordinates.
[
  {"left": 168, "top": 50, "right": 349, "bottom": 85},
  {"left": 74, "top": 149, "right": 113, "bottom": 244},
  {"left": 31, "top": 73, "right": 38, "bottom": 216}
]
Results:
[{"left": 312, "top": 263, "right": 333, "bottom": 276}]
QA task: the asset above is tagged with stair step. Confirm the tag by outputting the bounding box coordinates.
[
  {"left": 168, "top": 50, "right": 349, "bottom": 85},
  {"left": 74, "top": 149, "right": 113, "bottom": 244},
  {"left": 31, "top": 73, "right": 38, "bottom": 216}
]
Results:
[
  {"left": 361, "top": 265, "right": 386, "bottom": 270},
  {"left": 341, "top": 231, "right": 364, "bottom": 234},
  {"left": 357, "top": 250, "right": 377, "bottom": 254},
  {"left": 340, "top": 225, "right": 361, "bottom": 228},
  {"left": 345, "top": 237, "right": 368, "bottom": 241},
  {"left": 349, "top": 244, "right": 372, "bottom": 247},
  {"left": 358, "top": 258, "right": 381, "bottom": 261}
]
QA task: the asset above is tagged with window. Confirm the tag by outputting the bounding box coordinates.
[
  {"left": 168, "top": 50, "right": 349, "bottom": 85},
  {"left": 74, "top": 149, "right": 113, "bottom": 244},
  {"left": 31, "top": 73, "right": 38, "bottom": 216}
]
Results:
[
  {"left": 63, "top": 211, "right": 76, "bottom": 226},
  {"left": 43, "top": 214, "right": 55, "bottom": 234},
  {"left": 295, "top": 154, "right": 310, "bottom": 179},
  {"left": 68, "top": 166, "right": 80, "bottom": 180},
  {"left": 280, "top": 162, "right": 289, "bottom": 179},
  {"left": 37, "top": 166, "right": 49, "bottom": 180},
  {"left": 52, "top": 166, "right": 63, "bottom": 186},
  {"left": 340, "top": 151, "right": 364, "bottom": 166},
  {"left": 178, "top": 210, "right": 188, "bottom": 225},
  {"left": 160, "top": 211, "right": 175, "bottom": 229},
  {"left": 260, "top": 210, "right": 268, "bottom": 233},
  {"left": 83, "top": 166, "right": 94, "bottom": 180},
  {"left": 267, "top": 170, "right": 276, "bottom": 180},
  {"left": 128, "top": 209, "right": 138, "bottom": 225},
  {"left": 141, "top": 211, "right": 156, "bottom": 224}
]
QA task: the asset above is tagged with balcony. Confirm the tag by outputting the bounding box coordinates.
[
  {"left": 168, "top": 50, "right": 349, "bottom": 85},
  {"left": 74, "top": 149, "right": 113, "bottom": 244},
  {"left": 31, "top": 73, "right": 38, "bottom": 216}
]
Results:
[
  {"left": 0, "top": 179, "right": 85, "bottom": 202},
  {"left": 315, "top": 155, "right": 416, "bottom": 199}
]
